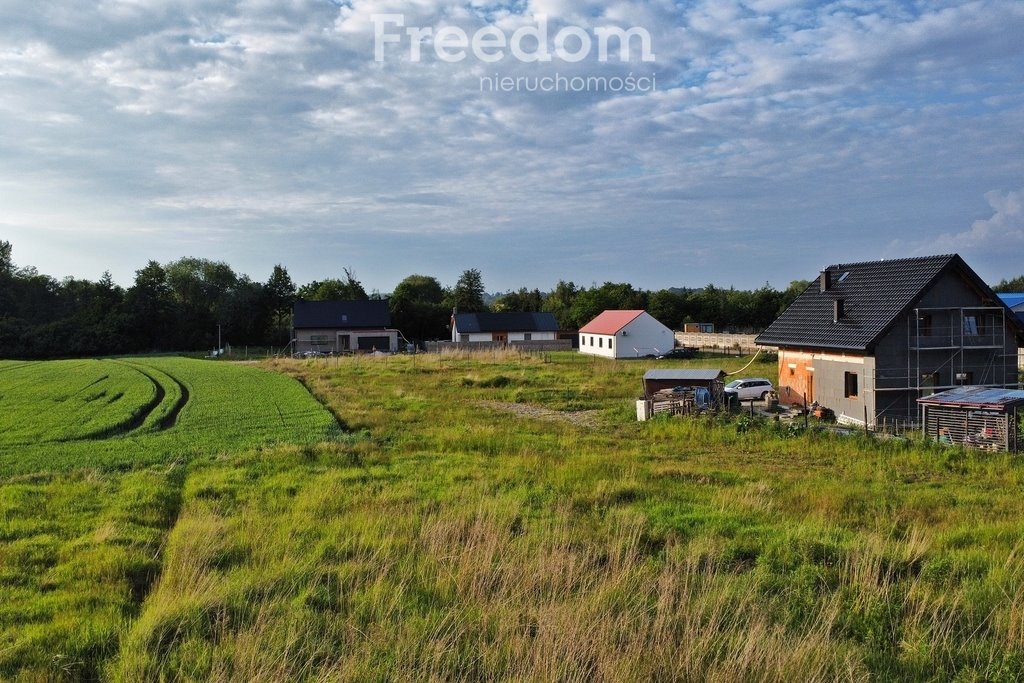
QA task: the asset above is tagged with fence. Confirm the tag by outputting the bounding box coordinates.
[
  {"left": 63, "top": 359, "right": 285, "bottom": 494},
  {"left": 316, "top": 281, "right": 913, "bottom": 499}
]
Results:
[
  {"left": 426, "top": 340, "right": 573, "bottom": 353},
  {"left": 674, "top": 332, "right": 773, "bottom": 355}
]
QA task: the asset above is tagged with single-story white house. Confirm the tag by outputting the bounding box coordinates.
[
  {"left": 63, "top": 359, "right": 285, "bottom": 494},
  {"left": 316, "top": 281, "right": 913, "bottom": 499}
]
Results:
[
  {"left": 451, "top": 312, "right": 559, "bottom": 343},
  {"left": 578, "top": 310, "right": 674, "bottom": 359}
]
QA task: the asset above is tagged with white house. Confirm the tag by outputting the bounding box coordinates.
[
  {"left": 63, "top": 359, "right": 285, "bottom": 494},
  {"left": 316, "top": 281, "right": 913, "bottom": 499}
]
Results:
[
  {"left": 578, "top": 310, "right": 674, "bottom": 359},
  {"left": 451, "top": 312, "right": 559, "bottom": 343}
]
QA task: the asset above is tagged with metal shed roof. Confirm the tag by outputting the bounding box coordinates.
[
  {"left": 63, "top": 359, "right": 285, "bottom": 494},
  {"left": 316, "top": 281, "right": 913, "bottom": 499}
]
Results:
[
  {"left": 644, "top": 369, "right": 726, "bottom": 381},
  {"left": 917, "top": 386, "right": 1024, "bottom": 411},
  {"left": 998, "top": 293, "right": 1024, "bottom": 310}
]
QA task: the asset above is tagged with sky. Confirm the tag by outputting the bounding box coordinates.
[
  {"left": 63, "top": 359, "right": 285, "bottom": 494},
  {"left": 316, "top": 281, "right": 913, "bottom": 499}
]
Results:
[{"left": 1, "top": 0, "right": 1022, "bottom": 294}]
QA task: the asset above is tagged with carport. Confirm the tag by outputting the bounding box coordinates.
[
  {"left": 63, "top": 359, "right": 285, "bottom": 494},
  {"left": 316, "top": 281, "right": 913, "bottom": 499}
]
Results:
[{"left": 918, "top": 387, "right": 1024, "bottom": 453}]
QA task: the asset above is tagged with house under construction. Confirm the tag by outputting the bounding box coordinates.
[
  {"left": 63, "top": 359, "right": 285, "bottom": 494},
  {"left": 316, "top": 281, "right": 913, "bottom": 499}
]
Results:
[{"left": 755, "top": 254, "right": 1024, "bottom": 427}]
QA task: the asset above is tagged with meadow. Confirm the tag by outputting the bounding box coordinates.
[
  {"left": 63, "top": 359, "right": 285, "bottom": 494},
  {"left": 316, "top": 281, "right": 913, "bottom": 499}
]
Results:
[{"left": 2, "top": 351, "right": 1024, "bottom": 681}]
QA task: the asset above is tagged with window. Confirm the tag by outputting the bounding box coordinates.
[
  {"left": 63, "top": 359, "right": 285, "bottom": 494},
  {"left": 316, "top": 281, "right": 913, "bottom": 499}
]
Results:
[
  {"left": 844, "top": 372, "right": 859, "bottom": 399},
  {"left": 956, "top": 371, "right": 974, "bottom": 385},
  {"left": 524, "top": 333, "right": 532, "bottom": 341},
  {"left": 918, "top": 314, "right": 933, "bottom": 336},
  {"left": 590, "top": 336, "right": 594, "bottom": 346},
  {"left": 963, "top": 315, "right": 984, "bottom": 337},
  {"left": 599, "top": 338, "right": 603, "bottom": 348}
]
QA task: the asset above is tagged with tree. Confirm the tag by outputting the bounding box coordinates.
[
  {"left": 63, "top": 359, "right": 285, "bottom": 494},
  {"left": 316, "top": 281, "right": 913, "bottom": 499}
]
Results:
[
  {"left": 389, "top": 274, "right": 448, "bottom": 342},
  {"left": 569, "top": 282, "right": 647, "bottom": 329},
  {"left": 778, "top": 280, "right": 810, "bottom": 315},
  {"left": 126, "top": 260, "right": 174, "bottom": 350},
  {"left": 542, "top": 280, "right": 579, "bottom": 330},
  {"left": 298, "top": 267, "right": 368, "bottom": 301},
  {"left": 451, "top": 268, "right": 486, "bottom": 312},
  {"left": 164, "top": 257, "right": 239, "bottom": 348},
  {"left": 0, "top": 240, "right": 12, "bottom": 278},
  {"left": 648, "top": 289, "right": 687, "bottom": 330},
  {"left": 265, "top": 264, "right": 296, "bottom": 344},
  {"left": 493, "top": 287, "right": 544, "bottom": 313},
  {"left": 994, "top": 275, "right": 1024, "bottom": 292},
  {"left": 221, "top": 276, "right": 272, "bottom": 345}
]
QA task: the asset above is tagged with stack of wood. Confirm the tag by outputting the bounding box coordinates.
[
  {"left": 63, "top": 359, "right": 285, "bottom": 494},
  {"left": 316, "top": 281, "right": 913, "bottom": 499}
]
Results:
[{"left": 651, "top": 387, "right": 697, "bottom": 416}]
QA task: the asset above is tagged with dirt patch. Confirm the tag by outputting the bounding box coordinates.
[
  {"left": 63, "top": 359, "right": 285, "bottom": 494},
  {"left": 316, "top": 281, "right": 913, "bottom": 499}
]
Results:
[{"left": 478, "top": 400, "right": 601, "bottom": 428}]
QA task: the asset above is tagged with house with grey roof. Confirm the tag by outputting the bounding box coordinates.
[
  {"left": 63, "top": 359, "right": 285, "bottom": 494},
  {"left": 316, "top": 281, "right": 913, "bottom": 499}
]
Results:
[
  {"left": 293, "top": 299, "right": 397, "bottom": 353},
  {"left": 642, "top": 369, "right": 727, "bottom": 398},
  {"left": 755, "top": 254, "right": 1024, "bottom": 425},
  {"left": 451, "top": 312, "right": 560, "bottom": 344}
]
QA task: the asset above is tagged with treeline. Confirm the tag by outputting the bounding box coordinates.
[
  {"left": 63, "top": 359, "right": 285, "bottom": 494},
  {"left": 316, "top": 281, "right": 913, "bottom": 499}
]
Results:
[{"left": 0, "top": 240, "right": 814, "bottom": 358}]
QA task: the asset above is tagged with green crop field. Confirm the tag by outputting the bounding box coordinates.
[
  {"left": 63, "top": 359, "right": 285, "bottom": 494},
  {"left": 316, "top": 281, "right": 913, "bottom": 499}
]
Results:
[
  {"left": 0, "top": 357, "right": 341, "bottom": 680},
  {"left": 0, "top": 357, "right": 340, "bottom": 474},
  {"left": 2, "top": 351, "right": 1024, "bottom": 681}
]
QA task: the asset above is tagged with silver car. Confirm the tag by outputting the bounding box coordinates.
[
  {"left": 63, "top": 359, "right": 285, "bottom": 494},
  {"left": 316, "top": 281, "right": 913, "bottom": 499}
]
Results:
[{"left": 724, "top": 378, "right": 775, "bottom": 401}]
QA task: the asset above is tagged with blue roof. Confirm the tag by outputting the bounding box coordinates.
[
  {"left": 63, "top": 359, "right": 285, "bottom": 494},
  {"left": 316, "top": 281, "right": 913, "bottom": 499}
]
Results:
[{"left": 998, "top": 293, "right": 1024, "bottom": 310}]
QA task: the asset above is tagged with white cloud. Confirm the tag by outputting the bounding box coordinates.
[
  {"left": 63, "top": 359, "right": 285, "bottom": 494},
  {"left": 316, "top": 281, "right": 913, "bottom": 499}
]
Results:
[
  {"left": 934, "top": 187, "right": 1024, "bottom": 251},
  {"left": 0, "top": 0, "right": 1023, "bottom": 290}
]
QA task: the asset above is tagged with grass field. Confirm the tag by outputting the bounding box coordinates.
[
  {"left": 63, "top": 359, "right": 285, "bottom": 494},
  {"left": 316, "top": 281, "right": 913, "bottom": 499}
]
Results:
[
  {"left": 0, "top": 357, "right": 339, "bottom": 474},
  {"left": 2, "top": 351, "right": 1024, "bottom": 681}
]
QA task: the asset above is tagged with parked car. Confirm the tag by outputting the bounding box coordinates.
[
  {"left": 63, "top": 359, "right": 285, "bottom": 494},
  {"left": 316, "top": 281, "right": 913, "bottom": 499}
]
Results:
[
  {"left": 656, "top": 346, "right": 698, "bottom": 360},
  {"left": 724, "top": 378, "right": 775, "bottom": 401}
]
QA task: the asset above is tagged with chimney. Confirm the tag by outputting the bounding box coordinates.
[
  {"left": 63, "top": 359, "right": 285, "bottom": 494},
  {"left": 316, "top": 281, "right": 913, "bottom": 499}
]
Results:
[
  {"left": 834, "top": 299, "right": 845, "bottom": 322},
  {"left": 819, "top": 270, "right": 832, "bottom": 292}
]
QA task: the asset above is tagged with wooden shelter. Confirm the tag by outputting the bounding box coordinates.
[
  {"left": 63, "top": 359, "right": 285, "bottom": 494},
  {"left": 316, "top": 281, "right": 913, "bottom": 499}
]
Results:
[
  {"left": 918, "top": 387, "right": 1024, "bottom": 452},
  {"left": 642, "top": 369, "right": 727, "bottom": 399},
  {"left": 637, "top": 369, "right": 727, "bottom": 420}
]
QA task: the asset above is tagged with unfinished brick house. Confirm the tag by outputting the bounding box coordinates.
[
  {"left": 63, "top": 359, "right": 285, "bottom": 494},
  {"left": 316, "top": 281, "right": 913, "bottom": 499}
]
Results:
[{"left": 755, "top": 255, "right": 1024, "bottom": 426}]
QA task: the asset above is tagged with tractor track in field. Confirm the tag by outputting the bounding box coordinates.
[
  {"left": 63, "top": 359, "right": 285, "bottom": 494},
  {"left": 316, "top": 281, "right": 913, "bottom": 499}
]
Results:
[
  {"left": 118, "top": 361, "right": 191, "bottom": 432},
  {"left": 82, "top": 363, "right": 166, "bottom": 440},
  {"left": 78, "top": 362, "right": 191, "bottom": 439},
  {"left": 478, "top": 400, "right": 601, "bottom": 428},
  {"left": 156, "top": 373, "right": 190, "bottom": 430}
]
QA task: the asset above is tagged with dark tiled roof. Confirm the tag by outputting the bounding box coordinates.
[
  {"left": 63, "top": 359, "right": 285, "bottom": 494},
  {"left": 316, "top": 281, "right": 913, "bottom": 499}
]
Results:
[
  {"left": 454, "top": 312, "right": 560, "bottom": 333},
  {"left": 293, "top": 299, "right": 391, "bottom": 329},
  {"left": 755, "top": 254, "right": 1008, "bottom": 351}
]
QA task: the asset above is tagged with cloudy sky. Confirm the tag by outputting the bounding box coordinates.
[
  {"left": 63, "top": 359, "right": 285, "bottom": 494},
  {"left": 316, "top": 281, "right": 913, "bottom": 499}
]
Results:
[{"left": 1, "top": 0, "right": 1022, "bottom": 293}]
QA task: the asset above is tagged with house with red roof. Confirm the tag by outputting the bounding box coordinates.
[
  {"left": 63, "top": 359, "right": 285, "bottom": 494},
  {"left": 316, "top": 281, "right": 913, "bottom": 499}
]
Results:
[{"left": 578, "top": 310, "right": 675, "bottom": 359}]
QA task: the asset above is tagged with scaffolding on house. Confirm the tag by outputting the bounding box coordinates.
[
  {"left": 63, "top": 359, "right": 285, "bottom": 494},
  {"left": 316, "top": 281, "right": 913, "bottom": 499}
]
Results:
[{"left": 866, "top": 306, "right": 1017, "bottom": 427}]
